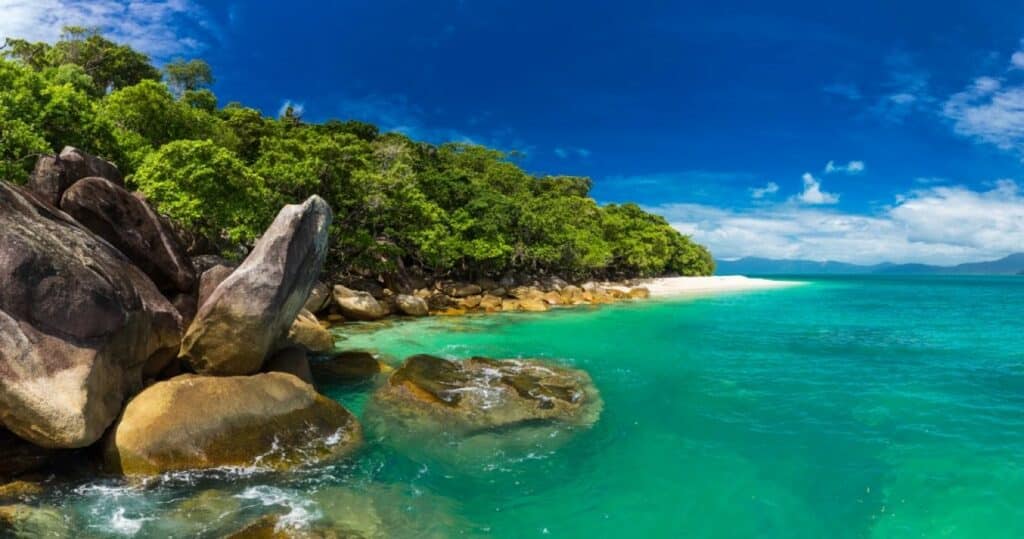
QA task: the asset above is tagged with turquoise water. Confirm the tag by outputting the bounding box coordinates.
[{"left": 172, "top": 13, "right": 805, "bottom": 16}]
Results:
[{"left": 50, "top": 276, "right": 1024, "bottom": 537}]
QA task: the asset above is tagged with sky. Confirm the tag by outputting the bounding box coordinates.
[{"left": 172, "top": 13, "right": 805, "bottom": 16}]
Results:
[{"left": 2, "top": 0, "right": 1024, "bottom": 264}]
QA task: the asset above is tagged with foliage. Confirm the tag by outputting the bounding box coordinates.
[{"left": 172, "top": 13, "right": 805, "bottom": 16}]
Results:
[{"left": 0, "top": 30, "right": 714, "bottom": 279}]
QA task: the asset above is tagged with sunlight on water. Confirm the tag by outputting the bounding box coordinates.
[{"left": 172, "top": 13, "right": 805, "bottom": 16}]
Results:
[{"left": 32, "top": 276, "right": 1024, "bottom": 537}]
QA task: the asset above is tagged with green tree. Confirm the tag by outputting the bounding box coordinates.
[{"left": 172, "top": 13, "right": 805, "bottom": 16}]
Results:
[
  {"left": 163, "top": 58, "right": 214, "bottom": 95},
  {"left": 134, "top": 140, "right": 272, "bottom": 245}
]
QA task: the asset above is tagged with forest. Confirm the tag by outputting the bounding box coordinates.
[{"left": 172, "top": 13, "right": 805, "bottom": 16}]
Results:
[{"left": 0, "top": 27, "right": 714, "bottom": 283}]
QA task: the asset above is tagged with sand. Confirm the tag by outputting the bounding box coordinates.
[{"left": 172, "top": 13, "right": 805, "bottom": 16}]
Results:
[{"left": 620, "top": 275, "right": 804, "bottom": 298}]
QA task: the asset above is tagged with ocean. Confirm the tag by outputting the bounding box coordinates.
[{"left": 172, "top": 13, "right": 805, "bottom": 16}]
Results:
[{"left": 55, "top": 275, "right": 1024, "bottom": 537}]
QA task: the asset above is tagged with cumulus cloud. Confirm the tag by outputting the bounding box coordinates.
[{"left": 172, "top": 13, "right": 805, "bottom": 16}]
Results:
[
  {"left": 0, "top": 0, "right": 215, "bottom": 58},
  {"left": 750, "top": 182, "right": 779, "bottom": 199},
  {"left": 824, "top": 160, "right": 865, "bottom": 174},
  {"left": 1012, "top": 51, "right": 1024, "bottom": 70},
  {"left": 795, "top": 172, "right": 839, "bottom": 205},
  {"left": 943, "top": 73, "right": 1024, "bottom": 153},
  {"left": 653, "top": 180, "right": 1024, "bottom": 265}
]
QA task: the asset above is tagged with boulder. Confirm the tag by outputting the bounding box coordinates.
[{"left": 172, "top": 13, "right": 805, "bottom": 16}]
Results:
[
  {"left": 501, "top": 298, "right": 521, "bottom": 312},
  {"left": 560, "top": 285, "right": 583, "bottom": 303},
  {"left": 59, "top": 177, "right": 196, "bottom": 293},
  {"left": 541, "top": 291, "right": 563, "bottom": 305},
  {"left": 332, "top": 285, "right": 390, "bottom": 321},
  {"left": 191, "top": 254, "right": 234, "bottom": 275},
  {"left": 0, "top": 481, "right": 43, "bottom": 503},
  {"left": 180, "top": 196, "right": 332, "bottom": 375},
  {"left": 303, "top": 281, "right": 332, "bottom": 314},
  {"left": 343, "top": 278, "right": 385, "bottom": 299},
  {"left": 170, "top": 292, "right": 198, "bottom": 329},
  {"left": 264, "top": 347, "right": 314, "bottom": 385},
  {"left": 0, "top": 430, "right": 53, "bottom": 480},
  {"left": 197, "top": 264, "right": 234, "bottom": 308},
  {"left": 28, "top": 146, "right": 124, "bottom": 207},
  {"left": 519, "top": 298, "right": 549, "bottom": 312},
  {"left": 628, "top": 287, "right": 651, "bottom": 299},
  {"left": 286, "top": 309, "right": 334, "bottom": 353},
  {"left": 445, "top": 283, "right": 482, "bottom": 298},
  {"left": 457, "top": 295, "right": 482, "bottom": 310},
  {"left": 510, "top": 286, "right": 544, "bottom": 301},
  {"left": 0, "top": 182, "right": 182, "bottom": 448},
  {"left": 104, "top": 373, "right": 361, "bottom": 475},
  {"left": 311, "top": 351, "right": 383, "bottom": 384},
  {"left": 395, "top": 294, "right": 429, "bottom": 317},
  {"left": 425, "top": 292, "right": 453, "bottom": 312},
  {"left": 479, "top": 295, "right": 503, "bottom": 312},
  {"left": 366, "top": 355, "right": 602, "bottom": 455},
  {"left": 477, "top": 277, "right": 499, "bottom": 291}
]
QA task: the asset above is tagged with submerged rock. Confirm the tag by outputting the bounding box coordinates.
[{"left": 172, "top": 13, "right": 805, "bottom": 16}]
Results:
[
  {"left": 368, "top": 355, "right": 601, "bottom": 434},
  {"left": 0, "top": 504, "right": 72, "bottom": 538},
  {"left": 311, "top": 351, "right": 383, "bottom": 384},
  {"left": 0, "top": 182, "right": 182, "bottom": 448},
  {"left": 332, "top": 286, "right": 389, "bottom": 321},
  {"left": 60, "top": 177, "right": 196, "bottom": 294},
  {"left": 104, "top": 373, "right": 361, "bottom": 475},
  {"left": 181, "top": 196, "right": 332, "bottom": 375},
  {"left": 264, "top": 347, "right": 315, "bottom": 385},
  {"left": 28, "top": 146, "right": 124, "bottom": 207}
]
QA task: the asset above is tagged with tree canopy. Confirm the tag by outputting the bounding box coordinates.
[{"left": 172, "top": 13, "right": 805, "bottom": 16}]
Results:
[{"left": 0, "top": 28, "right": 714, "bottom": 281}]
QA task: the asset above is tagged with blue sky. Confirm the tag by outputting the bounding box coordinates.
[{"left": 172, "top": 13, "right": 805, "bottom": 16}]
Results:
[{"left": 3, "top": 0, "right": 1024, "bottom": 264}]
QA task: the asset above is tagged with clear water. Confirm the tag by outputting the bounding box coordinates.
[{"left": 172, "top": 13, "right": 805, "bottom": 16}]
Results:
[{"left": 43, "top": 276, "right": 1024, "bottom": 537}]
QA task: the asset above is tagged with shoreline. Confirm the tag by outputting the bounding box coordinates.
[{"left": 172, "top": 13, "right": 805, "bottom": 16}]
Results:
[{"left": 626, "top": 275, "right": 806, "bottom": 298}]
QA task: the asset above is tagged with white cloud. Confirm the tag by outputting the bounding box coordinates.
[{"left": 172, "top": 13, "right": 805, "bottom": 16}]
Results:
[
  {"left": 750, "top": 182, "right": 779, "bottom": 199},
  {"left": 1012, "top": 51, "right": 1024, "bottom": 70},
  {"left": 824, "top": 160, "right": 865, "bottom": 174},
  {"left": 278, "top": 100, "right": 305, "bottom": 119},
  {"left": 943, "top": 76, "right": 1024, "bottom": 153},
  {"left": 554, "top": 147, "right": 591, "bottom": 159},
  {"left": 796, "top": 172, "right": 839, "bottom": 205},
  {"left": 652, "top": 180, "right": 1024, "bottom": 265},
  {"left": 0, "top": 0, "right": 214, "bottom": 58}
]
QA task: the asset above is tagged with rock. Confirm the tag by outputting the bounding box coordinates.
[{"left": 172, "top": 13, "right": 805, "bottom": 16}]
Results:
[
  {"left": 580, "top": 281, "right": 599, "bottom": 292},
  {"left": 366, "top": 355, "right": 602, "bottom": 448},
  {"left": 286, "top": 310, "right": 334, "bottom": 353},
  {"left": 0, "top": 504, "right": 72, "bottom": 538},
  {"left": 394, "top": 294, "right": 428, "bottom": 317},
  {"left": 490, "top": 287, "right": 507, "bottom": 297},
  {"left": 264, "top": 347, "right": 314, "bottom": 385},
  {"left": 543, "top": 276, "right": 569, "bottom": 290},
  {"left": 191, "top": 254, "right": 234, "bottom": 275},
  {"left": 343, "top": 278, "right": 385, "bottom": 299},
  {"left": 311, "top": 351, "right": 383, "bottom": 384},
  {"left": 181, "top": 196, "right": 332, "bottom": 375},
  {"left": 445, "top": 283, "right": 482, "bottom": 298},
  {"left": 332, "top": 285, "right": 389, "bottom": 321},
  {"left": 28, "top": 146, "right": 124, "bottom": 207},
  {"left": 519, "top": 298, "right": 549, "bottom": 312},
  {"left": 0, "top": 481, "right": 43, "bottom": 503},
  {"left": 170, "top": 292, "right": 198, "bottom": 329},
  {"left": 541, "top": 291, "right": 563, "bottom": 305},
  {"left": 479, "top": 295, "right": 503, "bottom": 312},
  {"left": 476, "top": 277, "right": 499, "bottom": 291},
  {"left": 457, "top": 295, "right": 482, "bottom": 310},
  {"left": 606, "top": 288, "right": 627, "bottom": 299},
  {"left": 313, "top": 484, "right": 468, "bottom": 539},
  {"left": 425, "top": 292, "right": 453, "bottom": 312},
  {"left": 304, "top": 281, "right": 332, "bottom": 314},
  {"left": 560, "top": 285, "right": 583, "bottom": 303},
  {"left": 197, "top": 264, "right": 234, "bottom": 309},
  {"left": 501, "top": 298, "right": 520, "bottom": 312},
  {"left": 0, "top": 430, "right": 53, "bottom": 480},
  {"left": 510, "top": 286, "right": 543, "bottom": 301},
  {"left": 104, "top": 373, "right": 361, "bottom": 475},
  {"left": 0, "top": 182, "right": 181, "bottom": 448},
  {"left": 591, "top": 290, "right": 615, "bottom": 304},
  {"left": 60, "top": 177, "right": 196, "bottom": 293},
  {"left": 628, "top": 287, "right": 651, "bottom": 299}
]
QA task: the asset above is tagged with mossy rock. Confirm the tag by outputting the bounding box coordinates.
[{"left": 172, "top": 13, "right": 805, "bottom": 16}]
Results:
[{"left": 104, "top": 373, "right": 361, "bottom": 475}]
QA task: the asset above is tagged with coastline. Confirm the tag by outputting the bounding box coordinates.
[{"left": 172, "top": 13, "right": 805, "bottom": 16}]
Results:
[{"left": 625, "top": 275, "right": 805, "bottom": 298}]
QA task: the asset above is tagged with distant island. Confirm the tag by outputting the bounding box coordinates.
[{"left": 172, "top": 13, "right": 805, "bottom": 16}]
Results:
[{"left": 716, "top": 253, "right": 1024, "bottom": 275}]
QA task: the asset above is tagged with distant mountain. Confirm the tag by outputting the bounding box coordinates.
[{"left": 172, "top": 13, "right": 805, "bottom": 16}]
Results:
[{"left": 716, "top": 253, "right": 1024, "bottom": 275}]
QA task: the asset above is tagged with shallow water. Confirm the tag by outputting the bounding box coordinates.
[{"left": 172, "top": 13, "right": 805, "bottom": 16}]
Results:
[{"left": 39, "top": 276, "right": 1024, "bottom": 537}]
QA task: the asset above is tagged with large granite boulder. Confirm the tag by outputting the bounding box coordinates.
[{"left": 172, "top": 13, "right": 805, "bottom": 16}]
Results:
[
  {"left": 0, "top": 182, "right": 182, "bottom": 448},
  {"left": 303, "top": 281, "right": 332, "bottom": 313},
  {"left": 197, "top": 264, "right": 234, "bottom": 308},
  {"left": 28, "top": 146, "right": 124, "bottom": 207},
  {"left": 104, "top": 373, "right": 361, "bottom": 475},
  {"left": 332, "top": 285, "right": 390, "bottom": 321},
  {"left": 180, "top": 196, "right": 332, "bottom": 375},
  {"left": 59, "top": 177, "right": 196, "bottom": 294},
  {"left": 311, "top": 351, "right": 383, "bottom": 384}
]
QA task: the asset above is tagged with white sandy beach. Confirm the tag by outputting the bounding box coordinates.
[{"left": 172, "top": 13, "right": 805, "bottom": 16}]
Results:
[{"left": 621, "top": 275, "right": 804, "bottom": 298}]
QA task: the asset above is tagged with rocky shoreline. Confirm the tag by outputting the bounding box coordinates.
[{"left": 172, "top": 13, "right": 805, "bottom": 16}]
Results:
[{"left": 0, "top": 147, "right": 624, "bottom": 536}]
